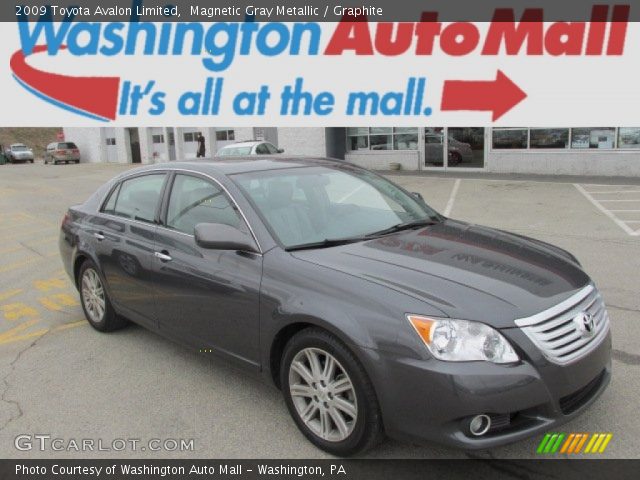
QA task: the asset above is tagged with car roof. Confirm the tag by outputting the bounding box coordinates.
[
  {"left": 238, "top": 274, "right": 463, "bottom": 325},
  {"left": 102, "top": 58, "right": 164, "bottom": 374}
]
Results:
[
  {"left": 219, "top": 141, "right": 269, "bottom": 148},
  {"left": 10, "top": 143, "right": 26, "bottom": 147},
  {"left": 123, "top": 157, "right": 352, "bottom": 177}
]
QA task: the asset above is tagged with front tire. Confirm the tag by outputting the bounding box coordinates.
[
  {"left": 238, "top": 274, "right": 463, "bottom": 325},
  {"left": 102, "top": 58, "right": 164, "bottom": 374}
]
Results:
[
  {"left": 78, "top": 260, "right": 127, "bottom": 332},
  {"left": 280, "top": 328, "right": 384, "bottom": 456}
]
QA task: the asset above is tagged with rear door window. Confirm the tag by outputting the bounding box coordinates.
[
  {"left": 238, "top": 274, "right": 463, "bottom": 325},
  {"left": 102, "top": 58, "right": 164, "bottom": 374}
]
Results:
[{"left": 104, "top": 174, "right": 166, "bottom": 223}]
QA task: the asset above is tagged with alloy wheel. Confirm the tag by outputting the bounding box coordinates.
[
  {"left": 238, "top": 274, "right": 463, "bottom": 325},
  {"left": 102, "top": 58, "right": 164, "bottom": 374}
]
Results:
[
  {"left": 289, "top": 347, "right": 358, "bottom": 442},
  {"left": 81, "top": 268, "right": 106, "bottom": 323}
]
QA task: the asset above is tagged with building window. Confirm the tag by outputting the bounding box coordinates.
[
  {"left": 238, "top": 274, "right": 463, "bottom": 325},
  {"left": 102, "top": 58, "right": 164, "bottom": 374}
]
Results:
[
  {"left": 530, "top": 128, "right": 569, "bottom": 149},
  {"left": 105, "top": 137, "right": 116, "bottom": 146},
  {"left": 183, "top": 132, "right": 202, "bottom": 142},
  {"left": 617, "top": 128, "right": 640, "bottom": 149},
  {"left": 347, "top": 128, "right": 418, "bottom": 151},
  {"left": 491, "top": 128, "right": 638, "bottom": 150},
  {"left": 571, "top": 128, "right": 615, "bottom": 149},
  {"left": 152, "top": 134, "right": 165, "bottom": 144},
  {"left": 216, "top": 129, "right": 235, "bottom": 141},
  {"left": 492, "top": 128, "right": 528, "bottom": 149},
  {"left": 393, "top": 127, "right": 419, "bottom": 150}
]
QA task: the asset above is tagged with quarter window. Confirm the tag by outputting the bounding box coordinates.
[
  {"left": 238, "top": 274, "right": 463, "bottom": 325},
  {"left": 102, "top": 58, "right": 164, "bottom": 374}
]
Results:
[
  {"left": 166, "top": 174, "right": 247, "bottom": 235},
  {"left": 102, "top": 183, "right": 121, "bottom": 214},
  {"left": 255, "top": 143, "right": 269, "bottom": 154},
  {"left": 265, "top": 143, "right": 279, "bottom": 154},
  {"left": 104, "top": 174, "right": 166, "bottom": 223}
]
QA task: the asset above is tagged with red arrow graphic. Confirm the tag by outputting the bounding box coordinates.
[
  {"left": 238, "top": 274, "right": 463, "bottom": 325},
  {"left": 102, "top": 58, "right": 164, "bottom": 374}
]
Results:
[{"left": 441, "top": 70, "right": 527, "bottom": 121}]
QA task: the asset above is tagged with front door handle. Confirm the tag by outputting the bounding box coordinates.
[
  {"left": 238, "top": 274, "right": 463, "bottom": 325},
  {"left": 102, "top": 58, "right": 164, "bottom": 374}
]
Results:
[
  {"left": 93, "top": 232, "right": 105, "bottom": 241},
  {"left": 154, "top": 251, "right": 172, "bottom": 262}
]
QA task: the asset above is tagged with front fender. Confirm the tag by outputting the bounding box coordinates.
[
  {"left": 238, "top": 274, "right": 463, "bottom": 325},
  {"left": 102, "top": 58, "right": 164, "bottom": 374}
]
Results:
[{"left": 258, "top": 249, "right": 443, "bottom": 383}]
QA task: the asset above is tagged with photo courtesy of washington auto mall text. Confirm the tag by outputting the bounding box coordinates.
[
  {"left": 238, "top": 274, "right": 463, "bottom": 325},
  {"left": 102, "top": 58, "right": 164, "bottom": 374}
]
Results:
[{"left": 0, "top": 0, "right": 639, "bottom": 479}]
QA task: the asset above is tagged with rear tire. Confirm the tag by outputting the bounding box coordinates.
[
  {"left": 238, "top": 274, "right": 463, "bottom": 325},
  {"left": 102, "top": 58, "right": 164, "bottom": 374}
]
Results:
[
  {"left": 280, "top": 328, "right": 384, "bottom": 456},
  {"left": 78, "top": 260, "right": 127, "bottom": 332}
]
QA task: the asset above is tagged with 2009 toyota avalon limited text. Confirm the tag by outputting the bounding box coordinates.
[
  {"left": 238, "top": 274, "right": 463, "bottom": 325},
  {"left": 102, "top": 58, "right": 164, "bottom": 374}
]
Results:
[{"left": 59, "top": 157, "right": 611, "bottom": 456}]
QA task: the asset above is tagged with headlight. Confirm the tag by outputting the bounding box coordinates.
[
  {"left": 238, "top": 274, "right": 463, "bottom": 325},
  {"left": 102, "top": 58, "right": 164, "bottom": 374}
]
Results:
[{"left": 407, "top": 315, "right": 519, "bottom": 364}]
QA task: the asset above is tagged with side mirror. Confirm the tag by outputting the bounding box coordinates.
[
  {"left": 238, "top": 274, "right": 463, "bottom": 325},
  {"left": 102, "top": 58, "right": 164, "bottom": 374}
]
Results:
[
  {"left": 194, "top": 223, "right": 258, "bottom": 252},
  {"left": 277, "top": 148, "right": 284, "bottom": 153},
  {"left": 411, "top": 192, "right": 424, "bottom": 201}
]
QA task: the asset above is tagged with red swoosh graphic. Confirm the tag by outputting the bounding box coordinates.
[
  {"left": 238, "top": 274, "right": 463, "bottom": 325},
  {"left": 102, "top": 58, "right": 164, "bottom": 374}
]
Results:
[{"left": 10, "top": 45, "right": 120, "bottom": 120}]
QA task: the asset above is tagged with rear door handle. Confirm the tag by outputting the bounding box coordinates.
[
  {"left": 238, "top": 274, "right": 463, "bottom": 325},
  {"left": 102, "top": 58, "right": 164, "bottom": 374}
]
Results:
[
  {"left": 93, "top": 232, "right": 105, "bottom": 241},
  {"left": 154, "top": 251, "right": 172, "bottom": 262}
]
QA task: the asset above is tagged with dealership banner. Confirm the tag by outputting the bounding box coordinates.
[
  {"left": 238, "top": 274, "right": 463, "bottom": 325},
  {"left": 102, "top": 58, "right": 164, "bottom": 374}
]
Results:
[{"left": 1, "top": 0, "right": 639, "bottom": 126}]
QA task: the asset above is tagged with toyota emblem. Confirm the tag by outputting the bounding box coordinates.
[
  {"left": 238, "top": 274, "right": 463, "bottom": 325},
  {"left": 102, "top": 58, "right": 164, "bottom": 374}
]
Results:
[{"left": 574, "top": 312, "right": 596, "bottom": 337}]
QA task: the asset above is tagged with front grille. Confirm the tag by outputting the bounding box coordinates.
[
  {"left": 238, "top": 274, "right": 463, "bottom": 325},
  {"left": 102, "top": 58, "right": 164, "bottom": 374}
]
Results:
[
  {"left": 515, "top": 285, "right": 610, "bottom": 365},
  {"left": 559, "top": 370, "right": 606, "bottom": 414}
]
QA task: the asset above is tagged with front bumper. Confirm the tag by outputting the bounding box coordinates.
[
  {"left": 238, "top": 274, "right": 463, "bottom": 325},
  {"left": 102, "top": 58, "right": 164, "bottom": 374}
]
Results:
[{"left": 360, "top": 328, "right": 611, "bottom": 450}]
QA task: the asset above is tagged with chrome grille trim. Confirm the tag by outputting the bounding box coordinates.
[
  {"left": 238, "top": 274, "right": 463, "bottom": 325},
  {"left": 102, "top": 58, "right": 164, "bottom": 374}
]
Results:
[{"left": 515, "top": 285, "right": 610, "bottom": 365}]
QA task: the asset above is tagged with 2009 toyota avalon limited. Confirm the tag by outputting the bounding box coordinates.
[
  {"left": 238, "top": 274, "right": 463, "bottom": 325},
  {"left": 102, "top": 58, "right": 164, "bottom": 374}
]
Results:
[{"left": 60, "top": 157, "right": 611, "bottom": 456}]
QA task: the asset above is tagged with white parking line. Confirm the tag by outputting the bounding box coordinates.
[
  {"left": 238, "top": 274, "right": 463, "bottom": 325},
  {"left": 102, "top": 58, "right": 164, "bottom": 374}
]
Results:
[
  {"left": 443, "top": 179, "right": 461, "bottom": 217},
  {"left": 574, "top": 184, "right": 640, "bottom": 236}
]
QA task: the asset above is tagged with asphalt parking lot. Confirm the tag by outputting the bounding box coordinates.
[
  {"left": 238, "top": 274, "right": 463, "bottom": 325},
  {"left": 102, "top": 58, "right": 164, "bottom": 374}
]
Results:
[{"left": 0, "top": 162, "right": 638, "bottom": 459}]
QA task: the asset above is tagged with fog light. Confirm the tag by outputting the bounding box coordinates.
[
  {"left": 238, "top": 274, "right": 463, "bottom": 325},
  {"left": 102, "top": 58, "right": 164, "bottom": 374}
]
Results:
[{"left": 469, "top": 414, "right": 491, "bottom": 436}]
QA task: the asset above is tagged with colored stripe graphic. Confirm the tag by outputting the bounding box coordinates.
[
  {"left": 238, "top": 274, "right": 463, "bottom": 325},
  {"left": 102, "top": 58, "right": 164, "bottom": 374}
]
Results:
[
  {"left": 537, "top": 434, "right": 551, "bottom": 454},
  {"left": 574, "top": 434, "right": 589, "bottom": 453},
  {"left": 538, "top": 433, "right": 613, "bottom": 454},
  {"left": 560, "top": 433, "right": 575, "bottom": 453},
  {"left": 10, "top": 45, "right": 120, "bottom": 121},
  {"left": 598, "top": 433, "right": 613, "bottom": 453}
]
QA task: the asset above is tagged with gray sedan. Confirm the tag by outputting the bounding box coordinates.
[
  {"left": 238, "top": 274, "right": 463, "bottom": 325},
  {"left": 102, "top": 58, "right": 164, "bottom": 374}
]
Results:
[
  {"left": 6, "top": 143, "right": 34, "bottom": 163},
  {"left": 59, "top": 158, "right": 611, "bottom": 456}
]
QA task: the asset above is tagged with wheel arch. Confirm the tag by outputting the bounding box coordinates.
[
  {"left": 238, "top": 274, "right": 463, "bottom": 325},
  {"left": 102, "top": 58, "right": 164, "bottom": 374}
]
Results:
[
  {"left": 268, "top": 316, "right": 371, "bottom": 390},
  {"left": 73, "top": 253, "right": 89, "bottom": 289}
]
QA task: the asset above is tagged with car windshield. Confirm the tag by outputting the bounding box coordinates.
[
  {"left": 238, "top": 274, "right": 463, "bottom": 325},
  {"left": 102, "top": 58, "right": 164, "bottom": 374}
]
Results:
[
  {"left": 59, "top": 143, "right": 77, "bottom": 149},
  {"left": 12, "top": 145, "right": 27, "bottom": 151},
  {"left": 218, "top": 146, "right": 252, "bottom": 156},
  {"left": 233, "top": 166, "right": 441, "bottom": 249}
]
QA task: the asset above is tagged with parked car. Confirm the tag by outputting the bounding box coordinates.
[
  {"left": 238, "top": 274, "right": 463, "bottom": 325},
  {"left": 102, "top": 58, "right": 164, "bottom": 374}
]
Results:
[
  {"left": 424, "top": 133, "right": 473, "bottom": 165},
  {"left": 59, "top": 158, "right": 611, "bottom": 456},
  {"left": 45, "top": 142, "right": 80, "bottom": 164},
  {"left": 5, "top": 143, "right": 35, "bottom": 163},
  {"left": 217, "top": 140, "right": 283, "bottom": 156}
]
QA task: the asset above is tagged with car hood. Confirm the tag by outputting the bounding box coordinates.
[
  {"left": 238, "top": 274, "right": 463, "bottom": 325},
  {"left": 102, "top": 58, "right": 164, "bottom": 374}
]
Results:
[{"left": 291, "top": 220, "right": 591, "bottom": 328}]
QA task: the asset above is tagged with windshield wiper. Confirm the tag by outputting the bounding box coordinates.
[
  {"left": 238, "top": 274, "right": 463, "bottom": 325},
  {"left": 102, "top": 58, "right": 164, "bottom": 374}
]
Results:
[
  {"left": 285, "top": 236, "right": 367, "bottom": 252},
  {"left": 365, "top": 218, "right": 440, "bottom": 237}
]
